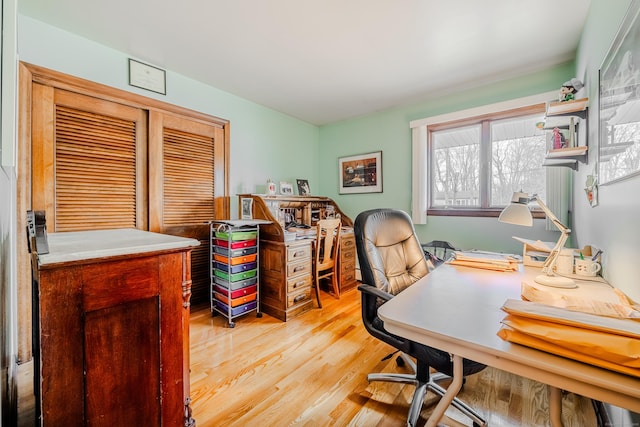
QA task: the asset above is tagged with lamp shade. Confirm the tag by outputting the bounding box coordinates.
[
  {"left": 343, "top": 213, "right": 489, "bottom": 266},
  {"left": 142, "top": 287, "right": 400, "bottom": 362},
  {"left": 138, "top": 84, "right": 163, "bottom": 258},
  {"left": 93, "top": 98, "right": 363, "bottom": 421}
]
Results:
[{"left": 498, "top": 192, "right": 533, "bottom": 226}]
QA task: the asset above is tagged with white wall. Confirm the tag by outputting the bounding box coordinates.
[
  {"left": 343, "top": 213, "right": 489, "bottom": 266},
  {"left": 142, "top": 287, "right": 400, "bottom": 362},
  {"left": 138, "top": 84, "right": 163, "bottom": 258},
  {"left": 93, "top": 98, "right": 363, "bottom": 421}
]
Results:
[{"left": 573, "top": 0, "right": 640, "bottom": 303}]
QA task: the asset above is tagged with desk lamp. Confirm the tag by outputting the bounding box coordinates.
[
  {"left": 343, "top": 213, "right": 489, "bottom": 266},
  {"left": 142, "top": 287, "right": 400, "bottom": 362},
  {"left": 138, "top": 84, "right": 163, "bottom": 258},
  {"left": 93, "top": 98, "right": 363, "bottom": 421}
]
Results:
[{"left": 498, "top": 191, "right": 575, "bottom": 288}]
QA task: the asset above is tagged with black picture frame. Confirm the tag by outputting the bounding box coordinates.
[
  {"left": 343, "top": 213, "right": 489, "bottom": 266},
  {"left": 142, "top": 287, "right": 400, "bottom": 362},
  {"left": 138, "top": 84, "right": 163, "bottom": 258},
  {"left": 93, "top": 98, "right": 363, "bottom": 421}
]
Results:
[{"left": 296, "top": 179, "right": 310, "bottom": 196}]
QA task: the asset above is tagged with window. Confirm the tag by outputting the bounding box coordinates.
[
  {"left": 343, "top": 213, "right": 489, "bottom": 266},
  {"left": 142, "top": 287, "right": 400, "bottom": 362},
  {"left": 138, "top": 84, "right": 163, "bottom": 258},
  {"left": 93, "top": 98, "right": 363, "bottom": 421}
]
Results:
[{"left": 427, "top": 105, "right": 547, "bottom": 216}]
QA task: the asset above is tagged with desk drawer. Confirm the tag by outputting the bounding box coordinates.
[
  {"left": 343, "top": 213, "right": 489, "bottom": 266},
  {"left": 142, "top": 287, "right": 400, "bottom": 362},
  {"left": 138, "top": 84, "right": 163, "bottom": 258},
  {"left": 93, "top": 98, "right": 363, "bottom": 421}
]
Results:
[
  {"left": 287, "top": 259, "right": 311, "bottom": 278},
  {"left": 287, "top": 245, "right": 311, "bottom": 262},
  {"left": 341, "top": 234, "right": 355, "bottom": 250},
  {"left": 287, "top": 287, "right": 311, "bottom": 308},
  {"left": 287, "top": 274, "right": 311, "bottom": 293}
]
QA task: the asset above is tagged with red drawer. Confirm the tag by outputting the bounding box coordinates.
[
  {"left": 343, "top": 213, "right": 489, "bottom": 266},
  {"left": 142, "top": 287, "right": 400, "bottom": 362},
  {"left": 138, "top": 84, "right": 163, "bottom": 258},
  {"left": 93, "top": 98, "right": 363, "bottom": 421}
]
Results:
[
  {"left": 214, "top": 284, "right": 257, "bottom": 299},
  {"left": 214, "top": 291, "right": 257, "bottom": 307},
  {"left": 214, "top": 238, "right": 257, "bottom": 249}
]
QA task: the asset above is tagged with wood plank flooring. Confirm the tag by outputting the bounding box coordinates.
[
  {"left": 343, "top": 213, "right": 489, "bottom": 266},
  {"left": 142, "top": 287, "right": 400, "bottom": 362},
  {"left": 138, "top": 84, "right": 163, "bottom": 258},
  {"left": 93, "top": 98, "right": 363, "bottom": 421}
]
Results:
[{"left": 189, "top": 287, "right": 598, "bottom": 427}]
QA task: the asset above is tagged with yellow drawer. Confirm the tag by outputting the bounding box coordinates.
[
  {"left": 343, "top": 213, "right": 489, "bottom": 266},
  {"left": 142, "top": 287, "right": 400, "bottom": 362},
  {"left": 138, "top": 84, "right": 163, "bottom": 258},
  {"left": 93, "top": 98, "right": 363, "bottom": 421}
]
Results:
[
  {"left": 287, "top": 244, "right": 311, "bottom": 262},
  {"left": 287, "top": 259, "right": 311, "bottom": 277},
  {"left": 287, "top": 287, "right": 311, "bottom": 308},
  {"left": 287, "top": 274, "right": 311, "bottom": 293}
]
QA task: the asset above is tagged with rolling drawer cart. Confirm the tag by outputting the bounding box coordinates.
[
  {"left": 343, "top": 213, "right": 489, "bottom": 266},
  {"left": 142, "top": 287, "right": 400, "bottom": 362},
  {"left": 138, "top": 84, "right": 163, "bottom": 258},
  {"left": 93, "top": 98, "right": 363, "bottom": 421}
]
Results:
[{"left": 210, "top": 220, "right": 265, "bottom": 327}]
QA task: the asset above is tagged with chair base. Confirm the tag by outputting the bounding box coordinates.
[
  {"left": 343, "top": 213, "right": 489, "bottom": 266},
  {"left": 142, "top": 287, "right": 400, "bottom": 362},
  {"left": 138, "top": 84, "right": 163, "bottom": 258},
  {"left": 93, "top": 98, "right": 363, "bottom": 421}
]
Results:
[{"left": 367, "top": 369, "right": 486, "bottom": 427}]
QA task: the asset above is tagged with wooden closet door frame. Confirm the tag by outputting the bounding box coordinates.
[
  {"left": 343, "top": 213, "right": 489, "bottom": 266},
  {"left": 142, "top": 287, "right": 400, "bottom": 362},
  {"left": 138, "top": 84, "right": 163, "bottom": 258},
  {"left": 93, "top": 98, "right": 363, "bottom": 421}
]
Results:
[{"left": 17, "top": 61, "right": 230, "bottom": 361}]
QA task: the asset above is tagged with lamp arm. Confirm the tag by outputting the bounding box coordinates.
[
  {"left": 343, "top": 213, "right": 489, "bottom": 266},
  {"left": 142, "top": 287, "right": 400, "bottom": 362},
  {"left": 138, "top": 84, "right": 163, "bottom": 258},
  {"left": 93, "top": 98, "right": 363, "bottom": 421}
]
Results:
[
  {"left": 533, "top": 196, "right": 571, "bottom": 276},
  {"left": 533, "top": 196, "right": 569, "bottom": 234}
]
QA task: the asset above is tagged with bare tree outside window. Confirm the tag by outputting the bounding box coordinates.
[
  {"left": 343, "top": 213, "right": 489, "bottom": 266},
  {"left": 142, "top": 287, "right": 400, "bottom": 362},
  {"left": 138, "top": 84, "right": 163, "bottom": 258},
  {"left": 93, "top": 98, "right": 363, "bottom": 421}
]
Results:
[{"left": 429, "top": 109, "right": 547, "bottom": 213}]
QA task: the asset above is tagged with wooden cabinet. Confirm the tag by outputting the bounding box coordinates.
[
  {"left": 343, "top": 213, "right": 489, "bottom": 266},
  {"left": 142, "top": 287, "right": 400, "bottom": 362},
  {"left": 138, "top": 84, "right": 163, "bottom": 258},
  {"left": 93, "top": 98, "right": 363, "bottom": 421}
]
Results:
[
  {"left": 240, "top": 195, "right": 357, "bottom": 320},
  {"left": 32, "top": 229, "right": 199, "bottom": 426},
  {"left": 338, "top": 230, "right": 358, "bottom": 293},
  {"left": 260, "top": 239, "right": 313, "bottom": 320}
]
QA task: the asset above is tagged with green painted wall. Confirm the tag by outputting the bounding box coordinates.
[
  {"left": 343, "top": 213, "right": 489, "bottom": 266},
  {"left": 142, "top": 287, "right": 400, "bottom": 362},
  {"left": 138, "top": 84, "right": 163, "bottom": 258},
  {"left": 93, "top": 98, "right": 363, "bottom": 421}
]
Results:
[
  {"left": 319, "top": 63, "right": 575, "bottom": 253},
  {"left": 17, "top": 15, "right": 320, "bottom": 217}
]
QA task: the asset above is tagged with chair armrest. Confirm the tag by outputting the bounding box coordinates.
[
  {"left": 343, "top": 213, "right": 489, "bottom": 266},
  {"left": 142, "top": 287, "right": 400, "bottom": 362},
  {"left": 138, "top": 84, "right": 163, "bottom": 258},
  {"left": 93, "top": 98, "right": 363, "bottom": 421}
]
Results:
[{"left": 357, "top": 283, "right": 393, "bottom": 302}]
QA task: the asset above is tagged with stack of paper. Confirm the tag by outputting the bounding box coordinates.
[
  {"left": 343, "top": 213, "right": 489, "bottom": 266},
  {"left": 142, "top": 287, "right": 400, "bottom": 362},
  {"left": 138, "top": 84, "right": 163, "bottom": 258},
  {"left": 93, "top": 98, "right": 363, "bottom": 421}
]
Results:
[
  {"left": 498, "top": 298, "right": 640, "bottom": 377},
  {"left": 520, "top": 280, "right": 640, "bottom": 319},
  {"left": 448, "top": 251, "right": 518, "bottom": 271}
]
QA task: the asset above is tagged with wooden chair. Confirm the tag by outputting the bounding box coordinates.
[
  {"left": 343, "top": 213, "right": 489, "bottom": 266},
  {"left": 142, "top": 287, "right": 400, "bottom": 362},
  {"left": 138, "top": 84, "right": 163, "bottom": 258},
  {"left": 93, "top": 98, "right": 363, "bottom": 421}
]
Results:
[{"left": 313, "top": 218, "right": 341, "bottom": 308}]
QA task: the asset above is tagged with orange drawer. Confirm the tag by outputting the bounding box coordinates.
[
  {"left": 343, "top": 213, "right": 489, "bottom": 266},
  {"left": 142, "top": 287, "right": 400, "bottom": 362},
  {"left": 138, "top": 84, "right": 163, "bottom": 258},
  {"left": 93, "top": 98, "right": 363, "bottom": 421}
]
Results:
[{"left": 214, "top": 253, "right": 257, "bottom": 265}]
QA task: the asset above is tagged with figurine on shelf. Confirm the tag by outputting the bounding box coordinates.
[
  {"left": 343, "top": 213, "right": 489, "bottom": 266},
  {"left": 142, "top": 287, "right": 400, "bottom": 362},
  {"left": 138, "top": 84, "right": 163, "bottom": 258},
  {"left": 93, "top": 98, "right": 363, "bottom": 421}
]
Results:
[
  {"left": 559, "top": 78, "right": 584, "bottom": 102},
  {"left": 552, "top": 127, "right": 565, "bottom": 149}
]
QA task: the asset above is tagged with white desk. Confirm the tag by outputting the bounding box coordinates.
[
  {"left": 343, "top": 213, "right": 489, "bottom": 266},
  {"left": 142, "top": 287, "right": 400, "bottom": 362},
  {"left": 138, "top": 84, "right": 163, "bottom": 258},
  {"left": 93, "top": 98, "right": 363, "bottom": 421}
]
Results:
[{"left": 378, "top": 263, "right": 640, "bottom": 427}]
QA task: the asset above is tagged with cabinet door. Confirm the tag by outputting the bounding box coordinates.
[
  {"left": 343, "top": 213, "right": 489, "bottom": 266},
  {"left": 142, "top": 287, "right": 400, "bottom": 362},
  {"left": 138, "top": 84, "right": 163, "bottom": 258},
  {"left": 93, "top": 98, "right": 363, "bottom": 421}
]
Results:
[
  {"left": 31, "top": 85, "right": 148, "bottom": 231},
  {"left": 148, "top": 111, "right": 228, "bottom": 304}
]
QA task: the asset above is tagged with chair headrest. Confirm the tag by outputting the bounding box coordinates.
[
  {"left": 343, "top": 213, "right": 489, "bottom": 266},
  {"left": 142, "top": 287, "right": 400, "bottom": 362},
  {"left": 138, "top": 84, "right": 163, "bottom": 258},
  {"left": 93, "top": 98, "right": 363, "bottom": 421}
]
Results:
[{"left": 354, "top": 209, "right": 428, "bottom": 295}]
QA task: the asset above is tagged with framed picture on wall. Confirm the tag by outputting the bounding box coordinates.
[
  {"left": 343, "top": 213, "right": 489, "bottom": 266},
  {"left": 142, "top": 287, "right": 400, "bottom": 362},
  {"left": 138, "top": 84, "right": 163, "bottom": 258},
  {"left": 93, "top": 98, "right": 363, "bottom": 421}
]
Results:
[
  {"left": 338, "top": 151, "right": 382, "bottom": 194},
  {"left": 598, "top": 1, "right": 640, "bottom": 185}
]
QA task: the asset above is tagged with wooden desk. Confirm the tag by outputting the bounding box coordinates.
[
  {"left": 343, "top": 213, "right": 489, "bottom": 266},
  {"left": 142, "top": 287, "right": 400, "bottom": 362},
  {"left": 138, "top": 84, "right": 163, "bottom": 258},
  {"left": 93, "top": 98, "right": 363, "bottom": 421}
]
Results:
[{"left": 378, "top": 263, "right": 640, "bottom": 427}]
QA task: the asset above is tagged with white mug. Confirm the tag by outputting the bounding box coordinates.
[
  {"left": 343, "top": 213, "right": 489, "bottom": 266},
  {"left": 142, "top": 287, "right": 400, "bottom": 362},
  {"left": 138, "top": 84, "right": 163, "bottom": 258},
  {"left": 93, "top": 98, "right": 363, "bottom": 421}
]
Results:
[
  {"left": 555, "top": 249, "right": 574, "bottom": 275},
  {"left": 575, "top": 259, "right": 601, "bottom": 277}
]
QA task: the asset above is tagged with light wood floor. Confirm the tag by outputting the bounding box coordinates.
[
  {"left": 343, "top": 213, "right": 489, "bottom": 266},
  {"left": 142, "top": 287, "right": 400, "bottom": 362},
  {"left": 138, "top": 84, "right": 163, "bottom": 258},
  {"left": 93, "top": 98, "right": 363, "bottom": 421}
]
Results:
[{"left": 189, "top": 287, "right": 598, "bottom": 427}]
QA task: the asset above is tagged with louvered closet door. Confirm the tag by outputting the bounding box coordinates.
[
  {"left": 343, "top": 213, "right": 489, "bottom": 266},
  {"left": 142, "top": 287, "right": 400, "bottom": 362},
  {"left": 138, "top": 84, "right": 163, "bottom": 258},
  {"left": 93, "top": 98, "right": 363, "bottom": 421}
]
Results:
[
  {"left": 31, "top": 85, "right": 147, "bottom": 231},
  {"left": 149, "top": 111, "right": 226, "bottom": 305}
]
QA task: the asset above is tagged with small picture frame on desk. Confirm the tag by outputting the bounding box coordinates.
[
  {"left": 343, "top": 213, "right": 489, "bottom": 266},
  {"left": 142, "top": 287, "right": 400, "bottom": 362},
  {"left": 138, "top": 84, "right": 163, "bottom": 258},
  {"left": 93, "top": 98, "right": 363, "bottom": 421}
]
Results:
[
  {"left": 296, "top": 179, "right": 310, "bottom": 196},
  {"left": 280, "top": 182, "right": 293, "bottom": 195},
  {"left": 240, "top": 197, "right": 253, "bottom": 219}
]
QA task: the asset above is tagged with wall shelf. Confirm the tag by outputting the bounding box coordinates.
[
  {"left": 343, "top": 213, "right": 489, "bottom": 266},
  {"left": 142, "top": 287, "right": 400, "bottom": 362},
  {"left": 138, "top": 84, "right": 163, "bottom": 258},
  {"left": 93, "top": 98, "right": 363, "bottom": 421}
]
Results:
[{"left": 543, "top": 98, "right": 589, "bottom": 170}]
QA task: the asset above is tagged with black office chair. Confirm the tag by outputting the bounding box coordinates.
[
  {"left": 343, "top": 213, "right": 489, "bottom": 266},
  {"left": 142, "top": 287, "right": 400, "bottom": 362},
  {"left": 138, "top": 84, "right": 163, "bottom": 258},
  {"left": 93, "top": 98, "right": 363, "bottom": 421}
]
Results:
[{"left": 354, "top": 208, "right": 486, "bottom": 427}]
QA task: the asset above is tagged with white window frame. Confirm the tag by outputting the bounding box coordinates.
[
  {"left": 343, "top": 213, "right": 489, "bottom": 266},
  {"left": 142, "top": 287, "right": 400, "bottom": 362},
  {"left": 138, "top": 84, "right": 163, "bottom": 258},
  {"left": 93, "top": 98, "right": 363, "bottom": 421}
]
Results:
[{"left": 410, "top": 91, "right": 557, "bottom": 224}]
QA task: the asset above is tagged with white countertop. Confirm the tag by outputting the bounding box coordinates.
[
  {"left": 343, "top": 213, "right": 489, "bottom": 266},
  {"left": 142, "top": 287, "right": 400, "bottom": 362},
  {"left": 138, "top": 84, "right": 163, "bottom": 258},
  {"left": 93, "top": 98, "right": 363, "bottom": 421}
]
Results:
[{"left": 38, "top": 228, "right": 200, "bottom": 266}]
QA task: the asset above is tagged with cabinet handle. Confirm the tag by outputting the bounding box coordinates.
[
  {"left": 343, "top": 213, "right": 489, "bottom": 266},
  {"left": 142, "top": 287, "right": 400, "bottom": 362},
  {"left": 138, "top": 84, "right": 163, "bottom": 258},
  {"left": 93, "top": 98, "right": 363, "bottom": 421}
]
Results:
[
  {"left": 293, "top": 250, "right": 305, "bottom": 257},
  {"left": 293, "top": 265, "right": 305, "bottom": 272},
  {"left": 293, "top": 280, "right": 305, "bottom": 288},
  {"left": 344, "top": 252, "right": 353, "bottom": 258},
  {"left": 293, "top": 294, "right": 306, "bottom": 303}
]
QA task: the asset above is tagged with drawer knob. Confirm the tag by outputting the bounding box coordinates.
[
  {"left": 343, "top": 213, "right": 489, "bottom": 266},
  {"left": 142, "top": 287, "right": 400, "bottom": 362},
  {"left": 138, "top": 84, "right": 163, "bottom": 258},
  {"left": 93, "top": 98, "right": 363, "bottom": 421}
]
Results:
[
  {"left": 294, "top": 280, "right": 305, "bottom": 288},
  {"left": 293, "top": 250, "right": 305, "bottom": 257},
  {"left": 293, "top": 265, "right": 305, "bottom": 272},
  {"left": 293, "top": 294, "right": 306, "bottom": 303}
]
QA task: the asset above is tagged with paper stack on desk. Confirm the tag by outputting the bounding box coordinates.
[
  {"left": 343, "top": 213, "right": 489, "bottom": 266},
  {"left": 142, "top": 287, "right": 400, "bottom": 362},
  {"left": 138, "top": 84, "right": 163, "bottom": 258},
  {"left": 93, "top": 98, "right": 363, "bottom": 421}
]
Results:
[
  {"left": 498, "top": 298, "right": 640, "bottom": 377},
  {"left": 448, "top": 251, "right": 518, "bottom": 271}
]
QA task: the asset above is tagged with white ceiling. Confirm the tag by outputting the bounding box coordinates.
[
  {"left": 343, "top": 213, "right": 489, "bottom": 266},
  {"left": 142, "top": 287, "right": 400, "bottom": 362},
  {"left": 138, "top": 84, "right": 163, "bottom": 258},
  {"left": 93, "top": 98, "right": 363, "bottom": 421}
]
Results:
[{"left": 18, "top": 0, "right": 591, "bottom": 125}]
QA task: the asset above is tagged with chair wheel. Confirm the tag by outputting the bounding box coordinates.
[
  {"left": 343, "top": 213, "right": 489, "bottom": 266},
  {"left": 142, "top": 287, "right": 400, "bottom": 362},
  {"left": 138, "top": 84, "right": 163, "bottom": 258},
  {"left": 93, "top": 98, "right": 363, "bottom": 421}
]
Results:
[
  {"left": 228, "top": 321, "right": 235, "bottom": 328},
  {"left": 395, "top": 355, "right": 405, "bottom": 367},
  {"left": 256, "top": 312, "right": 263, "bottom": 318}
]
